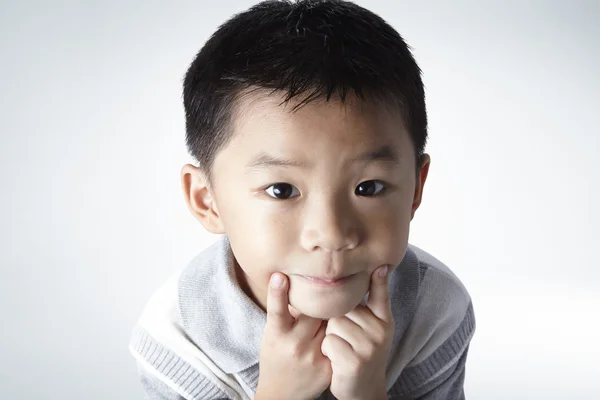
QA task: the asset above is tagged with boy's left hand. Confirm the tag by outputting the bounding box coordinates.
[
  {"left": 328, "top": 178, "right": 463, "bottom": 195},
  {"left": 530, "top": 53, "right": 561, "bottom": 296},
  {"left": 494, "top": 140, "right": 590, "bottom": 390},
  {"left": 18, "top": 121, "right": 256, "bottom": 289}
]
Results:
[{"left": 321, "top": 265, "right": 394, "bottom": 400}]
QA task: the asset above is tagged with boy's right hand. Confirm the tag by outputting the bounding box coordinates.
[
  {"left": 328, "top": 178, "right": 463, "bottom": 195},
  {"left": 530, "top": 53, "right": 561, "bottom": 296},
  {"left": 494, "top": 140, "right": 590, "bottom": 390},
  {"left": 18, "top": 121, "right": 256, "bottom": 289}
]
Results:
[{"left": 255, "top": 272, "right": 332, "bottom": 400}]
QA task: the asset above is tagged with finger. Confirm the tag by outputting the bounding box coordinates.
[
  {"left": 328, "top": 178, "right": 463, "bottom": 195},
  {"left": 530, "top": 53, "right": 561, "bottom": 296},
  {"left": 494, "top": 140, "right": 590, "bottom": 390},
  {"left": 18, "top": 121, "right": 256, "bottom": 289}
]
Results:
[
  {"left": 293, "top": 314, "right": 323, "bottom": 338},
  {"left": 346, "top": 306, "right": 389, "bottom": 348},
  {"left": 321, "top": 334, "right": 356, "bottom": 368},
  {"left": 366, "top": 265, "right": 392, "bottom": 322},
  {"left": 325, "top": 317, "right": 364, "bottom": 350},
  {"left": 344, "top": 305, "right": 374, "bottom": 330},
  {"left": 314, "top": 320, "right": 328, "bottom": 341},
  {"left": 265, "top": 272, "right": 293, "bottom": 333}
]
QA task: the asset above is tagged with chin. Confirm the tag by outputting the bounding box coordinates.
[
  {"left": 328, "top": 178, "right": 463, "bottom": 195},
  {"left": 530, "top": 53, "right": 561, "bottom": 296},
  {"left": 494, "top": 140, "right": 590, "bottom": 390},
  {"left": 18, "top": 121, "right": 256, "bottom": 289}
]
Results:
[{"left": 289, "top": 294, "right": 364, "bottom": 319}]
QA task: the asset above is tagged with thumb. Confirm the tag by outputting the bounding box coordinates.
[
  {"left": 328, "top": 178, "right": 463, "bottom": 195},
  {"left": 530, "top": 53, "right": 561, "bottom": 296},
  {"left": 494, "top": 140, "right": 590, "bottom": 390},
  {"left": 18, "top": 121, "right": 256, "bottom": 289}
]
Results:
[
  {"left": 265, "top": 272, "right": 293, "bottom": 333},
  {"left": 366, "top": 265, "right": 392, "bottom": 322}
]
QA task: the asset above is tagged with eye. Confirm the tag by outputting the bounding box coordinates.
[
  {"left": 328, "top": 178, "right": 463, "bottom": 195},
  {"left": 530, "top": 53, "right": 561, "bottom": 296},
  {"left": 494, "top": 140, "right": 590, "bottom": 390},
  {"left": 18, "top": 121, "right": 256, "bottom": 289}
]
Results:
[
  {"left": 355, "top": 180, "right": 386, "bottom": 197},
  {"left": 265, "top": 183, "right": 301, "bottom": 199}
]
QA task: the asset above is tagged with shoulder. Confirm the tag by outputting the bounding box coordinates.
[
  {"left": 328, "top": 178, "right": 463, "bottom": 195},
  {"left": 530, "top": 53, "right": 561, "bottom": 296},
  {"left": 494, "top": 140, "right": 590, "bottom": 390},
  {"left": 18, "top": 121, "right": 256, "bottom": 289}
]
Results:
[
  {"left": 386, "top": 244, "right": 476, "bottom": 395},
  {"left": 409, "top": 243, "right": 472, "bottom": 310},
  {"left": 411, "top": 243, "right": 475, "bottom": 355},
  {"left": 128, "top": 269, "right": 248, "bottom": 399},
  {"left": 407, "top": 243, "right": 475, "bottom": 355}
]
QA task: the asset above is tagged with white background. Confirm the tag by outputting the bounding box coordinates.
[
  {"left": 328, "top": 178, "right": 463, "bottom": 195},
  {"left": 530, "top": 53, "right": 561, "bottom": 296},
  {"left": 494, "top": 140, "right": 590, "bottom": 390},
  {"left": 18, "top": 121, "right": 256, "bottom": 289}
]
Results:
[{"left": 1, "top": 1, "right": 599, "bottom": 399}]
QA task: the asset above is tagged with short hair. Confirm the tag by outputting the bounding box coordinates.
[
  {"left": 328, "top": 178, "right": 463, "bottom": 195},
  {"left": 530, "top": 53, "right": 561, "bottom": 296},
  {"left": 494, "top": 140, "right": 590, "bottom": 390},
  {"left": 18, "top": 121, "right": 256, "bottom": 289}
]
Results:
[{"left": 183, "top": 0, "right": 428, "bottom": 179}]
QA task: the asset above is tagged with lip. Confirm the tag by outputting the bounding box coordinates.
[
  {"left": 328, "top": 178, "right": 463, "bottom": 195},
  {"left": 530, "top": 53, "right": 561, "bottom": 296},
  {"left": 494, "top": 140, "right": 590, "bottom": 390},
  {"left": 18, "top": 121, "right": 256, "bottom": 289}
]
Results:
[{"left": 299, "top": 274, "right": 355, "bottom": 287}]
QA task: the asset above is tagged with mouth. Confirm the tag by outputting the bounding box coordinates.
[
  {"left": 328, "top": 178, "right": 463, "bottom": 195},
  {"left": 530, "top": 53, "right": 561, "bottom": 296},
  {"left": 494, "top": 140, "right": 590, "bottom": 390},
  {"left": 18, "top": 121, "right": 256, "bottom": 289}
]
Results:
[{"left": 298, "top": 273, "right": 356, "bottom": 287}]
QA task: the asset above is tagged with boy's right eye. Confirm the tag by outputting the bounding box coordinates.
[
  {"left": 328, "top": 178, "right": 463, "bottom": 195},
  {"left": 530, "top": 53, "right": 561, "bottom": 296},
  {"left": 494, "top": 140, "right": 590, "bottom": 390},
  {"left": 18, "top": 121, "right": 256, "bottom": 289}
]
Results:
[{"left": 265, "top": 183, "right": 300, "bottom": 199}]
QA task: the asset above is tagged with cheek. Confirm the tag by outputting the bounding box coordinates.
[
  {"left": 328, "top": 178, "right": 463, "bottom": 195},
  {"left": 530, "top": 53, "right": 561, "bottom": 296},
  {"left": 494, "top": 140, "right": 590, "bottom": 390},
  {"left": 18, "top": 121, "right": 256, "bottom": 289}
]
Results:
[
  {"left": 367, "top": 192, "right": 411, "bottom": 228},
  {"left": 363, "top": 197, "right": 412, "bottom": 261},
  {"left": 223, "top": 199, "right": 298, "bottom": 278},
  {"left": 228, "top": 230, "right": 287, "bottom": 279},
  {"left": 247, "top": 211, "right": 297, "bottom": 262}
]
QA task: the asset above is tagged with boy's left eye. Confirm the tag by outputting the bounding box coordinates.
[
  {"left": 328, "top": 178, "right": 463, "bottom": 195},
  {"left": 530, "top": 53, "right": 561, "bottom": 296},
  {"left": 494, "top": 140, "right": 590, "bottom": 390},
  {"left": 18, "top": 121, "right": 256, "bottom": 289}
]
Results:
[{"left": 355, "top": 180, "right": 386, "bottom": 196}]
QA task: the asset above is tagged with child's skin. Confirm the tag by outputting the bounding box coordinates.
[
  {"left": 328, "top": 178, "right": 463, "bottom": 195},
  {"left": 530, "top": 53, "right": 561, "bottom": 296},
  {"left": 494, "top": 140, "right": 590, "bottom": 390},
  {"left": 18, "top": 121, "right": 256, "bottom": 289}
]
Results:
[
  {"left": 255, "top": 266, "right": 394, "bottom": 399},
  {"left": 181, "top": 90, "right": 430, "bottom": 398}
]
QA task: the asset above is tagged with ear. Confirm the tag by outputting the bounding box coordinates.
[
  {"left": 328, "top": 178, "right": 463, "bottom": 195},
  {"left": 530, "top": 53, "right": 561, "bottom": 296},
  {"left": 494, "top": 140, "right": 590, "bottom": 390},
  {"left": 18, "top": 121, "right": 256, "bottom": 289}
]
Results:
[
  {"left": 411, "top": 154, "right": 430, "bottom": 220},
  {"left": 181, "top": 164, "right": 225, "bottom": 234}
]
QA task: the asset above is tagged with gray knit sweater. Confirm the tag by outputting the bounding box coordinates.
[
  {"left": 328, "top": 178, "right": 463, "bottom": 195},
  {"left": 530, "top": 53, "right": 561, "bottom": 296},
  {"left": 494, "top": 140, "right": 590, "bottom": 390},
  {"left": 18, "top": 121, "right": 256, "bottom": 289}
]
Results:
[{"left": 129, "top": 235, "right": 475, "bottom": 399}]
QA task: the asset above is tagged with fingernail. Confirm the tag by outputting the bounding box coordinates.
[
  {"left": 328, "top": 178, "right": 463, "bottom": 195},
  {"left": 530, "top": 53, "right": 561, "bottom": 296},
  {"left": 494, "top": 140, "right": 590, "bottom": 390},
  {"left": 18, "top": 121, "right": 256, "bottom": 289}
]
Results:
[
  {"left": 270, "top": 274, "right": 284, "bottom": 288},
  {"left": 378, "top": 266, "right": 388, "bottom": 278}
]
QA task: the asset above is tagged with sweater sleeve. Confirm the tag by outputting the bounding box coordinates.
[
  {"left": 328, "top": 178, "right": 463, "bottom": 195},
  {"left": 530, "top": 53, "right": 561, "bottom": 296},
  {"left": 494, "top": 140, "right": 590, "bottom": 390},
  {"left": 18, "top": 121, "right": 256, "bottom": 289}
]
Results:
[
  {"left": 387, "top": 300, "right": 475, "bottom": 399},
  {"left": 137, "top": 361, "right": 187, "bottom": 400},
  {"left": 387, "top": 341, "right": 472, "bottom": 400},
  {"left": 136, "top": 361, "right": 232, "bottom": 400},
  {"left": 409, "top": 346, "right": 470, "bottom": 400}
]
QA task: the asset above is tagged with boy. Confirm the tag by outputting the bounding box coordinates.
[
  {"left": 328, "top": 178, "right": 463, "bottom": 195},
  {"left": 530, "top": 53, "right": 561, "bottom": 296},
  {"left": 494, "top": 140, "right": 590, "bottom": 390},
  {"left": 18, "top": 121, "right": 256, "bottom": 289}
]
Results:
[{"left": 129, "top": 0, "right": 475, "bottom": 399}]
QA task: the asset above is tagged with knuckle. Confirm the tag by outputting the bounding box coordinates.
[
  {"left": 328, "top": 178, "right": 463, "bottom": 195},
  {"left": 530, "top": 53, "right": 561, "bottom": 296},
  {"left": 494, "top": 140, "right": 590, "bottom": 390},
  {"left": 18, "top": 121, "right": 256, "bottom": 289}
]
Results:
[
  {"left": 346, "top": 355, "right": 363, "bottom": 374},
  {"left": 361, "top": 341, "right": 377, "bottom": 358},
  {"left": 371, "top": 323, "right": 390, "bottom": 345},
  {"left": 373, "top": 329, "right": 387, "bottom": 345}
]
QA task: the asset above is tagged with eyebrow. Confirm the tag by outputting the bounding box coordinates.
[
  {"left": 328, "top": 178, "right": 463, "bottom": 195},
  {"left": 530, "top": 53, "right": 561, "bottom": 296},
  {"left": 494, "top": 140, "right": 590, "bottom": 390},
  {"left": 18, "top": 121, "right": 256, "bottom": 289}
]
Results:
[
  {"left": 245, "top": 145, "right": 400, "bottom": 169},
  {"left": 351, "top": 145, "right": 400, "bottom": 165}
]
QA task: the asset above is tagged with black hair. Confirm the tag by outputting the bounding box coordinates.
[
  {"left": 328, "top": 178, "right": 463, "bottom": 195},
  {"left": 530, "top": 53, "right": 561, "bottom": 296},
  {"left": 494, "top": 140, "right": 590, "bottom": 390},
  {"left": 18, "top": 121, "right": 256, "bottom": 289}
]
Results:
[{"left": 183, "top": 0, "right": 428, "bottom": 179}]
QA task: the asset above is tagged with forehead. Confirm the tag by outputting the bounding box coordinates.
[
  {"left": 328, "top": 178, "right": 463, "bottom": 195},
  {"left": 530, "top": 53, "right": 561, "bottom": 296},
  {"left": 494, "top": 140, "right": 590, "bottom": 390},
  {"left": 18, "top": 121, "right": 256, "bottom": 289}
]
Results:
[{"left": 225, "top": 90, "right": 413, "bottom": 160}]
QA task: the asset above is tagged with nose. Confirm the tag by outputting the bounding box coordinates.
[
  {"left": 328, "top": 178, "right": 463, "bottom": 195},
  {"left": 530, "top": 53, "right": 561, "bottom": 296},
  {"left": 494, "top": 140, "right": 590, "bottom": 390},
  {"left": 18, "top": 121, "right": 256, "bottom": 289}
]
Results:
[{"left": 300, "top": 195, "right": 361, "bottom": 252}]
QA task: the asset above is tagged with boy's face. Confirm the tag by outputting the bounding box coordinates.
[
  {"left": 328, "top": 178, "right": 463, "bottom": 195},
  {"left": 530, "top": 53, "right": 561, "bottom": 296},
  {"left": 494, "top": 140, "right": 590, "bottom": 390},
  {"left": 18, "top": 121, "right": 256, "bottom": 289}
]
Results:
[{"left": 185, "top": 92, "right": 429, "bottom": 319}]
